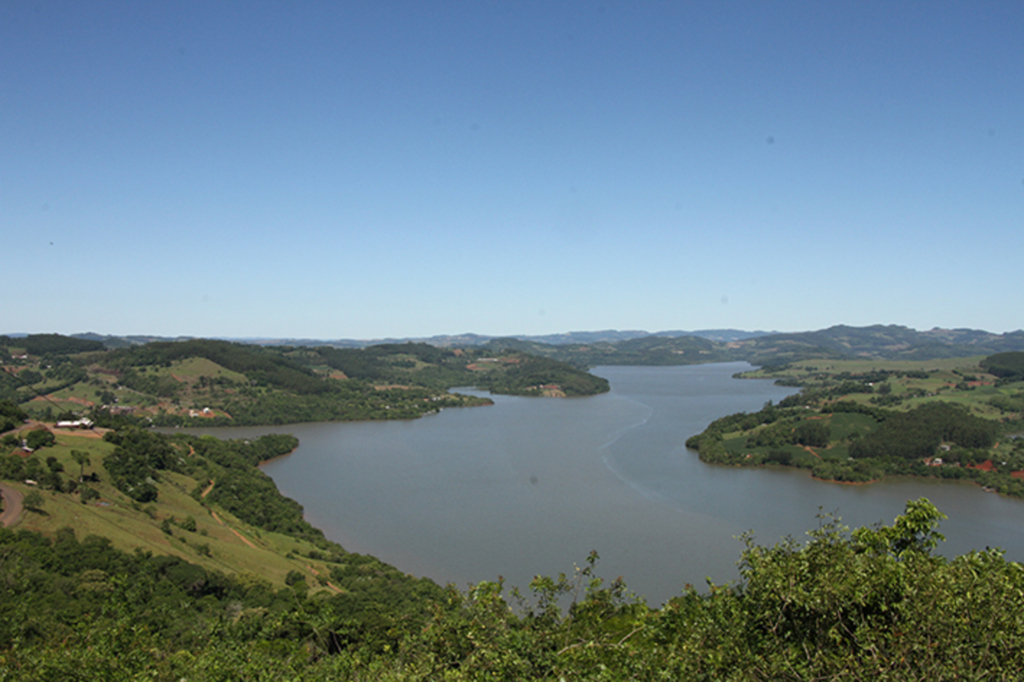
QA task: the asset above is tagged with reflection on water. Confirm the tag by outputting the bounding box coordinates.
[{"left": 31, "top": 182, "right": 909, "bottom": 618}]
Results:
[{"left": 176, "top": 363, "right": 1024, "bottom": 606}]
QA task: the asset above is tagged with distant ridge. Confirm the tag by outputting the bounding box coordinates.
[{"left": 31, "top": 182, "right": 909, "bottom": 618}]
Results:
[
  {"left": 58, "top": 328, "right": 774, "bottom": 348},
  {"left": 654, "top": 329, "right": 775, "bottom": 343},
  {"left": 6, "top": 325, "right": 1020, "bottom": 365}
]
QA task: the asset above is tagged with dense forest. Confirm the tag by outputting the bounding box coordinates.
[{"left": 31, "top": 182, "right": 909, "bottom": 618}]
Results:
[{"left": 982, "top": 351, "right": 1024, "bottom": 380}]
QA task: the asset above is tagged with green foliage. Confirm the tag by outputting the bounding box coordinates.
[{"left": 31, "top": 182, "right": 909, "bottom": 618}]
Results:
[
  {"left": 24, "top": 429, "right": 56, "bottom": 451},
  {"left": 104, "top": 339, "right": 330, "bottom": 395},
  {"left": 181, "top": 433, "right": 327, "bottom": 543},
  {"left": 16, "top": 369, "right": 43, "bottom": 386},
  {"left": 22, "top": 490, "right": 44, "bottom": 511},
  {"left": 476, "top": 353, "right": 610, "bottom": 396},
  {"left": 793, "top": 420, "right": 830, "bottom": 447},
  {"left": 850, "top": 402, "right": 997, "bottom": 460},
  {"left": 13, "top": 333, "right": 104, "bottom": 356},
  {"left": 5, "top": 501, "right": 1024, "bottom": 679},
  {"left": 102, "top": 427, "right": 178, "bottom": 502},
  {"left": 990, "top": 392, "right": 1024, "bottom": 413},
  {"left": 981, "top": 351, "right": 1024, "bottom": 380},
  {"left": 118, "top": 368, "right": 182, "bottom": 398},
  {"left": 71, "top": 450, "right": 90, "bottom": 481}
]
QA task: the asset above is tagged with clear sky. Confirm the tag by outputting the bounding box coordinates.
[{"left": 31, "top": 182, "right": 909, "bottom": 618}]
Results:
[{"left": 4, "top": 1, "right": 1022, "bottom": 339}]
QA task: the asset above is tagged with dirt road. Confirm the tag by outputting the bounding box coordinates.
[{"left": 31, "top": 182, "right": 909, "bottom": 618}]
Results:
[{"left": 0, "top": 483, "right": 24, "bottom": 528}]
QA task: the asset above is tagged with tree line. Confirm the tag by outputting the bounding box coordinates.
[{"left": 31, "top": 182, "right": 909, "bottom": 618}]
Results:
[{"left": 4, "top": 499, "right": 1024, "bottom": 679}]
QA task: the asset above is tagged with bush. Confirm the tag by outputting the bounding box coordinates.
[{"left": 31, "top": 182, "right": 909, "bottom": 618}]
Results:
[
  {"left": 25, "top": 429, "right": 56, "bottom": 450},
  {"left": 766, "top": 449, "right": 793, "bottom": 465},
  {"left": 23, "top": 489, "right": 44, "bottom": 511}
]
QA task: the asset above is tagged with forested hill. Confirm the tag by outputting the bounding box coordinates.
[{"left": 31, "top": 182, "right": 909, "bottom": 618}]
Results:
[
  {"left": 480, "top": 334, "right": 732, "bottom": 366},
  {"left": 685, "top": 353, "right": 1024, "bottom": 492},
  {"left": 0, "top": 337, "right": 608, "bottom": 427},
  {"left": 479, "top": 325, "right": 1024, "bottom": 367},
  {"left": 49, "top": 324, "right": 1024, "bottom": 366},
  {"left": 730, "top": 325, "right": 1024, "bottom": 364}
]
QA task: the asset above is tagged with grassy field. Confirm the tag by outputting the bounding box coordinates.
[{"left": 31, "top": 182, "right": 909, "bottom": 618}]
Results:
[
  {"left": 6, "top": 429, "right": 342, "bottom": 592},
  {"left": 151, "top": 356, "right": 249, "bottom": 383},
  {"left": 766, "top": 356, "right": 990, "bottom": 374},
  {"left": 742, "top": 356, "right": 1020, "bottom": 418}
]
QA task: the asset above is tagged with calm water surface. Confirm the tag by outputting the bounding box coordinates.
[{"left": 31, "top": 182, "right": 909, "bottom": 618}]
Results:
[{"left": 181, "top": 363, "right": 1024, "bottom": 606}]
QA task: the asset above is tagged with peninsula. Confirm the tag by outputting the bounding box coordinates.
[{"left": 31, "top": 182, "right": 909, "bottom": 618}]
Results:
[{"left": 686, "top": 351, "right": 1024, "bottom": 496}]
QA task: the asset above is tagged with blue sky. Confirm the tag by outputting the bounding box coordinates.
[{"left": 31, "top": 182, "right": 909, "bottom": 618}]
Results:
[{"left": 4, "top": 1, "right": 1022, "bottom": 339}]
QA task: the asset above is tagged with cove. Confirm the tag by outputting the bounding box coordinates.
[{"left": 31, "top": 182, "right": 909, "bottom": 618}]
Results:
[{"left": 179, "top": 363, "right": 1024, "bottom": 606}]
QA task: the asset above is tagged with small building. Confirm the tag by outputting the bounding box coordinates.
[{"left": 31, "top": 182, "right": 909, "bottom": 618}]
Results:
[{"left": 56, "top": 418, "right": 94, "bottom": 429}]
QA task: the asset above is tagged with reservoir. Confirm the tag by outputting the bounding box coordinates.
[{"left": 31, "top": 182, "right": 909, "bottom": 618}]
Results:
[{"left": 183, "top": 363, "right": 1024, "bottom": 606}]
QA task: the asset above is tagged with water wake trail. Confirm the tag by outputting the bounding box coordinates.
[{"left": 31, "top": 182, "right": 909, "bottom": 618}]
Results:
[{"left": 595, "top": 398, "right": 684, "bottom": 507}]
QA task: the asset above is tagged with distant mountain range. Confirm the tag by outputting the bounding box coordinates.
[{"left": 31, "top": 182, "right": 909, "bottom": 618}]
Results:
[
  {"left": 46, "top": 328, "right": 773, "bottom": 348},
  {"left": 6, "top": 325, "right": 1024, "bottom": 366}
]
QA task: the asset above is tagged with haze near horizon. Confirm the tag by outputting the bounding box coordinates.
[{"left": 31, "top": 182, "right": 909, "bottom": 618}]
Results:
[{"left": 4, "top": 2, "right": 1022, "bottom": 339}]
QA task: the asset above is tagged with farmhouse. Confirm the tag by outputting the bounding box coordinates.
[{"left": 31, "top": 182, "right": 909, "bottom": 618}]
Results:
[{"left": 55, "top": 418, "right": 94, "bottom": 429}]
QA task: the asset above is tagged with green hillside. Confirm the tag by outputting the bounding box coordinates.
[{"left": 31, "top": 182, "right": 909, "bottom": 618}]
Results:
[
  {"left": 0, "top": 336, "right": 608, "bottom": 427},
  {"left": 0, "top": 423, "right": 429, "bottom": 595},
  {"left": 687, "top": 355, "right": 1024, "bottom": 491},
  {"left": 478, "top": 325, "right": 1024, "bottom": 368}
]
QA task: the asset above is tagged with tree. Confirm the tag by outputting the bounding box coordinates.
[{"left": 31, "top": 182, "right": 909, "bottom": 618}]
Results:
[
  {"left": 71, "top": 450, "right": 91, "bottom": 481},
  {"left": 794, "top": 420, "right": 830, "bottom": 447},
  {"left": 23, "top": 489, "right": 44, "bottom": 511},
  {"left": 25, "top": 428, "right": 56, "bottom": 450}
]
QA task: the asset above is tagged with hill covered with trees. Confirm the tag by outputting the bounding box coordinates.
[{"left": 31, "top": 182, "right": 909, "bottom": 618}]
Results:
[
  {"left": 0, "top": 336, "right": 609, "bottom": 427},
  {"left": 686, "top": 354, "right": 1024, "bottom": 492}
]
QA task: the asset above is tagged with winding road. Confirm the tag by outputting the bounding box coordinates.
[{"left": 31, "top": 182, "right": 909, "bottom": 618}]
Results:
[{"left": 0, "top": 483, "right": 24, "bottom": 528}]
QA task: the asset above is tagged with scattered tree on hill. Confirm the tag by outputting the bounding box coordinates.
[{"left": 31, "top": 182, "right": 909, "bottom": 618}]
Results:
[
  {"left": 71, "top": 450, "right": 91, "bottom": 481},
  {"left": 23, "top": 490, "right": 44, "bottom": 511}
]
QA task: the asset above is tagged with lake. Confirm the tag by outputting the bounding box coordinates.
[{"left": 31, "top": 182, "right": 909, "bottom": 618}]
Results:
[{"left": 179, "top": 363, "right": 1024, "bottom": 606}]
